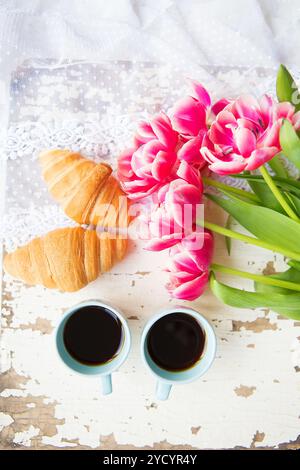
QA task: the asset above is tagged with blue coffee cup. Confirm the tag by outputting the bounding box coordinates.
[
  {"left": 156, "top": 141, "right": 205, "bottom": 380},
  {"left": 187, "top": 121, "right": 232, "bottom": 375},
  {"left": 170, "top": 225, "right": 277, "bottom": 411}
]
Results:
[
  {"left": 141, "top": 307, "right": 216, "bottom": 400},
  {"left": 55, "top": 300, "right": 131, "bottom": 395}
]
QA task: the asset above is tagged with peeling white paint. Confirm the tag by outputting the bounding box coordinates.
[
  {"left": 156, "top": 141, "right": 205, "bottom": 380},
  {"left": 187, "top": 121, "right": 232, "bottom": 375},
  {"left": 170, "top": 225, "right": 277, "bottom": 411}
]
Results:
[
  {"left": 0, "top": 413, "right": 14, "bottom": 430},
  {"left": 13, "top": 425, "right": 40, "bottom": 447}
]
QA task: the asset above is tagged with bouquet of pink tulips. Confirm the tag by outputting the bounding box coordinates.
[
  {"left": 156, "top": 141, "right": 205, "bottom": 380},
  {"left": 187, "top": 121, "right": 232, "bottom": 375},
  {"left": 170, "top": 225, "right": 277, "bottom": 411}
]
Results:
[{"left": 117, "top": 65, "right": 300, "bottom": 321}]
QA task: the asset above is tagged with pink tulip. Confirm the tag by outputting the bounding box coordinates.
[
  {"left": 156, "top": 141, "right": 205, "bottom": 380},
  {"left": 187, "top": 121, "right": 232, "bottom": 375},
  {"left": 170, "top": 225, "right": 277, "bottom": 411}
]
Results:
[
  {"left": 177, "top": 133, "right": 207, "bottom": 168},
  {"left": 117, "top": 143, "right": 177, "bottom": 201},
  {"left": 170, "top": 80, "right": 229, "bottom": 167},
  {"left": 211, "top": 98, "right": 232, "bottom": 116},
  {"left": 200, "top": 94, "right": 300, "bottom": 175},
  {"left": 141, "top": 204, "right": 184, "bottom": 251},
  {"left": 134, "top": 112, "right": 178, "bottom": 149},
  {"left": 117, "top": 113, "right": 179, "bottom": 201},
  {"left": 143, "top": 163, "right": 203, "bottom": 251},
  {"left": 166, "top": 230, "right": 214, "bottom": 300},
  {"left": 171, "top": 96, "right": 208, "bottom": 137},
  {"left": 170, "top": 80, "right": 212, "bottom": 138}
]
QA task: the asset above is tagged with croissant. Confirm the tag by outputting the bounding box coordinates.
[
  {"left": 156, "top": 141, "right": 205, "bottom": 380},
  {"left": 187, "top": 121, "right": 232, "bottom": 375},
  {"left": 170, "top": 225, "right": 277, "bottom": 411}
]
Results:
[
  {"left": 3, "top": 227, "right": 127, "bottom": 292},
  {"left": 39, "top": 149, "right": 129, "bottom": 229}
]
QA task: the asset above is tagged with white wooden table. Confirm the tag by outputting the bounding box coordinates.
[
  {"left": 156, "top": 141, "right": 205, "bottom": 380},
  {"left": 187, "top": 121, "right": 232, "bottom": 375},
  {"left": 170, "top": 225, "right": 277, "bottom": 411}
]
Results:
[{"left": 1, "top": 202, "right": 300, "bottom": 450}]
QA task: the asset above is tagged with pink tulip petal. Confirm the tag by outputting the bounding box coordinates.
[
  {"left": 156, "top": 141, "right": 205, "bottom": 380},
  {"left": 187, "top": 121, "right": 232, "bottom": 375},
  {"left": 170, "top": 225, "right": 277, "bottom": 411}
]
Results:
[
  {"left": 122, "top": 180, "right": 160, "bottom": 200},
  {"left": 157, "top": 183, "right": 170, "bottom": 203},
  {"left": 151, "top": 150, "right": 177, "bottom": 181},
  {"left": 173, "top": 184, "right": 202, "bottom": 205},
  {"left": 133, "top": 162, "right": 153, "bottom": 180},
  {"left": 143, "top": 139, "right": 166, "bottom": 158},
  {"left": 137, "top": 120, "right": 155, "bottom": 139},
  {"left": 151, "top": 112, "right": 178, "bottom": 149},
  {"left": 193, "top": 246, "right": 214, "bottom": 271},
  {"left": 245, "top": 147, "right": 278, "bottom": 171},
  {"left": 148, "top": 208, "right": 182, "bottom": 239},
  {"left": 124, "top": 178, "right": 156, "bottom": 190},
  {"left": 133, "top": 136, "right": 146, "bottom": 148},
  {"left": 236, "top": 118, "right": 258, "bottom": 133},
  {"left": 181, "top": 231, "right": 214, "bottom": 270},
  {"left": 215, "top": 109, "right": 237, "bottom": 128},
  {"left": 134, "top": 114, "right": 178, "bottom": 149},
  {"left": 167, "top": 183, "right": 202, "bottom": 225},
  {"left": 258, "top": 121, "right": 280, "bottom": 148},
  {"left": 168, "top": 271, "right": 209, "bottom": 300},
  {"left": 177, "top": 135, "right": 206, "bottom": 167},
  {"left": 149, "top": 217, "right": 172, "bottom": 239},
  {"left": 259, "top": 95, "right": 273, "bottom": 125},
  {"left": 235, "top": 127, "right": 256, "bottom": 157},
  {"left": 208, "top": 155, "right": 246, "bottom": 175},
  {"left": 181, "top": 231, "right": 205, "bottom": 251},
  {"left": 167, "top": 271, "right": 197, "bottom": 283},
  {"left": 292, "top": 111, "right": 300, "bottom": 130},
  {"left": 211, "top": 98, "right": 231, "bottom": 116},
  {"left": 233, "top": 95, "right": 260, "bottom": 122},
  {"left": 131, "top": 141, "right": 171, "bottom": 180},
  {"left": 201, "top": 146, "right": 230, "bottom": 164},
  {"left": 201, "top": 133, "right": 215, "bottom": 151},
  {"left": 171, "top": 251, "right": 199, "bottom": 274},
  {"left": 187, "top": 79, "right": 211, "bottom": 108},
  {"left": 176, "top": 161, "right": 203, "bottom": 189},
  {"left": 276, "top": 101, "right": 295, "bottom": 120},
  {"left": 209, "top": 121, "right": 234, "bottom": 146},
  {"left": 200, "top": 146, "right": 218, "bottom": 164},
  {"left": 171, "top": 97, "right": 207, "bottom": 136},
  {"left": 117, "top": 148, "right": 136, "bottom": 180},
  {"left": 130, "top": 147, "right": 144, "bottom": 173},
  {"left": 144, "top": 235, "right": 182, "bottom": 251}
]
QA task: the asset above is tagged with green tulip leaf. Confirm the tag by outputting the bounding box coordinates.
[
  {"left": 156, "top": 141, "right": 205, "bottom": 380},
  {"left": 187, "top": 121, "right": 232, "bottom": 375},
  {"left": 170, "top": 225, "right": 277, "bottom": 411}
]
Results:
[
  {"left": 288, "top": 259, "right": 300, "bottom": 272},
  {"left": 206, "top": 187, "right": 258, "bottom": 205},
  {"left": 268, "top": 153, "right": 288, "bottom": 178},
  {"left": 210, "top": 272, "right": 300, "bottom": 320},
  {"left": 285, "top": 193, "right": 300, "bottom": 217},
  {"left": 231, "top": 174, "right": 300, "bottom": 198},
  {"left": 280, "top": 120, "right": 300, "bottom": 171},
  {"left": 254, "top": 267, "right": 300, "bottom": 295},
  {"left": 254, "top": 267, "right": 300, "bottom": 317},
  {"left": 206, "top": 192, "right": 300, "bottom": 255},
  {"left": 247, "top": 179, "right": 284, "bottom": 213},
  {"left": 243, "top": 176, "right": 300, "bottom": 215},
  {"left": 225, "top": 215, "right": 233, "bottom": 255},
  {"left": 276, "top": 64, "right": 300, "bottom": 111}
]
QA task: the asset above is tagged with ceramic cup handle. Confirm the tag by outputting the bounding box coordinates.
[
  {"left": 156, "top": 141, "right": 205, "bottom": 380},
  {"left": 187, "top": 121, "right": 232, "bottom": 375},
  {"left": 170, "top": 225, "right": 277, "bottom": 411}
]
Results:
[
  {"left": 101, "top": 374, "right": 112, "bottom": 395},
  {"left": 156, "top": 381, "right": 172, "bottom": 400}
]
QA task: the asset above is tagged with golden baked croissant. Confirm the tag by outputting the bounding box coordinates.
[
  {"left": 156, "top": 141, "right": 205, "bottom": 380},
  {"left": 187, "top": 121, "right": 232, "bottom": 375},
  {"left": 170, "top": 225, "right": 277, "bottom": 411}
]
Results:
[
  {"left": 39, "top": 149, "right": 129, "bottom": 229},
  {"left": 3, "top": 227, "right": 127, "bottom": 292}
]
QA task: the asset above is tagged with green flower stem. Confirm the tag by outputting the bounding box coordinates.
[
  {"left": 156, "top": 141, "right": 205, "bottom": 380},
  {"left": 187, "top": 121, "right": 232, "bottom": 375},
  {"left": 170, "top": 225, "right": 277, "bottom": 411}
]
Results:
[
  {"left": 203, "top": 176, "right": 260, "bottom": 202},
  {"left": 200, "top": 220, "right": 300, "bottom": 261},
  {"left": 268, "top": 153, "right": 288, "bottom": 178},
  {"left": 211, "top": 263, "right": 300, "bottom": 292},
  {"left": 259, "top": 165, "right": 300, "bottom": 221}
]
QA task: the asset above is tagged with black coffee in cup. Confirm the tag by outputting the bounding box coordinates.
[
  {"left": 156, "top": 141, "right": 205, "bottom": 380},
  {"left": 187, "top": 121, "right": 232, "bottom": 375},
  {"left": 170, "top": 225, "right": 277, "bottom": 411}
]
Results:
[
  {"left": 147, "top": 312, "right": 206, "bottom": 371},
  {"left": 63, "top": 305, "right": 123, "bottom": 366}
]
